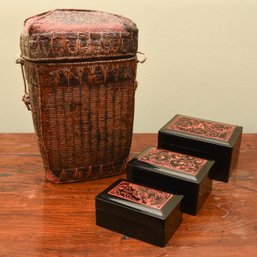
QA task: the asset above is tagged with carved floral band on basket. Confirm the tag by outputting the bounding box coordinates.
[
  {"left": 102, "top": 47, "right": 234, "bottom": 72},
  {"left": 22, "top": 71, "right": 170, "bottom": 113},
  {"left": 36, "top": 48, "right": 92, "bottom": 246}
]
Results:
[{"left": 17, "top": 9, "right": 145, "bottom": 183}]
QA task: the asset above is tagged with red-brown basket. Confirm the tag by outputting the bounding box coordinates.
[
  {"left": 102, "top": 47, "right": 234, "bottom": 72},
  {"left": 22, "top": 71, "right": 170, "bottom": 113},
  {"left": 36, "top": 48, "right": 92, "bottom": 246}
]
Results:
[{"left": 17, "top": 9, "right": 145, "bottom": 183}]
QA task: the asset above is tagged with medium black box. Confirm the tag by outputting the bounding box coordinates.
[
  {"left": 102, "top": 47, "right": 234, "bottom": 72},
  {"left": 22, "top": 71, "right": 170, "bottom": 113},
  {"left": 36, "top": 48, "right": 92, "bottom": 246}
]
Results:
[
  {"left": 158, "top": 114, "right": 243, "bottom": 182},
  {"left": 127, "top": 147, "right": 214, "bottom": 215},
  {"left": 96, "top": 179, "right": 183, "bottom": 247}
]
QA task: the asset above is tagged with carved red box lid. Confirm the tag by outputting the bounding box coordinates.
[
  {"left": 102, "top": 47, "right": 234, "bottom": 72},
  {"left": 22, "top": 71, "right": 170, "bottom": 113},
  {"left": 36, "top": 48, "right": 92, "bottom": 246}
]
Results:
[
  {"left": 96, "top": 179, "right": 182, "bottom": 219},
  {"left": 164, "top": 114, "right": 236, "bottom": 143},
  {"left": 129, "top": 147, "right": 213, "bottom": 183},
  {"left": 138, "top": 147, "right": 207, "bottom": 177},
  {"left": 108, "top": 180, "right": 173, "bottom": 210},
  {"left": 20, "top": 9, "right": 138, "bottom": 61}
]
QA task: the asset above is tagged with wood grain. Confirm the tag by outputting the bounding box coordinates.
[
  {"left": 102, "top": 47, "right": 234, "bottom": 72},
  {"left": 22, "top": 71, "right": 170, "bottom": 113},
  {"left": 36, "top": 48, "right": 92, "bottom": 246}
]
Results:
[{"left": 0, "top": 133, "right": 256, "bottom": 257}]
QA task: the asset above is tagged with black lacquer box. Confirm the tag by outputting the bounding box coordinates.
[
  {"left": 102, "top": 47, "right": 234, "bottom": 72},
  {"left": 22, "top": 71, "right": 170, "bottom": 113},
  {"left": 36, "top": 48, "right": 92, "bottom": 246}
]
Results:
[
  {"left": 158, "top": 114, "right": 243, "bottom": 182},
  {"left": 96, "top": 179, "right": 183, "bottom": 247},
  {"left": 127, "top": 147, "right": 214, "bottom": 215}
]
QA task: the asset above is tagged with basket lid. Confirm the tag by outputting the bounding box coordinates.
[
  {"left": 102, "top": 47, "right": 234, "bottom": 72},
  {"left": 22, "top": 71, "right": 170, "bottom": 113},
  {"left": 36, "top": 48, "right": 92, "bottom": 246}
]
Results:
[{"left": 20, "top": 9, "right": 138, "bottom": 61}]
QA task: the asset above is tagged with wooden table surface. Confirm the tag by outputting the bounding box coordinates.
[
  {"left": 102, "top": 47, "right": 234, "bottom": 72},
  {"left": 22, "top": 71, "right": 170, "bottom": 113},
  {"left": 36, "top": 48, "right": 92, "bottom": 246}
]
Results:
[{"left": 0, "top": 133, "right": 256, "bottom": 257}]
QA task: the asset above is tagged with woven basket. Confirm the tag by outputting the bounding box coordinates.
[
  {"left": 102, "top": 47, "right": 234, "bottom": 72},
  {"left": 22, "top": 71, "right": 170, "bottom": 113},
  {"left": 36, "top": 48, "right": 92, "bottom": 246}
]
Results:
[{"left": 17, "top": 9, "right": 145, "bottom": 183}]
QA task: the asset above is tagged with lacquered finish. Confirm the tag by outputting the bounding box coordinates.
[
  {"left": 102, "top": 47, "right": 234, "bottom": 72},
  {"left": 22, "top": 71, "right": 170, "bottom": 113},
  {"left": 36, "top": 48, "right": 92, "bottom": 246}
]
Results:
[
  {"left": 158, "top": 115, "right": 243, "bottom": 182},
  {"left": 126, "top": 147, "right": 214, "bottom": 215},
  {"left": 96, "top": 179, "right": 183, "bottom": 247},
  {"left": 0, "top": 133, "right": 256, "bottom": 256}
]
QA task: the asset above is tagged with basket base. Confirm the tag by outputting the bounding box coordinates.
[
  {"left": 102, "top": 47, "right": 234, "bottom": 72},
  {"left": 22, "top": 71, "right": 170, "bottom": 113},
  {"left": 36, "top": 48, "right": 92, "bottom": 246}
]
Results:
[{"left": 45, "top": 159, "right": 127, "bottom": 183}]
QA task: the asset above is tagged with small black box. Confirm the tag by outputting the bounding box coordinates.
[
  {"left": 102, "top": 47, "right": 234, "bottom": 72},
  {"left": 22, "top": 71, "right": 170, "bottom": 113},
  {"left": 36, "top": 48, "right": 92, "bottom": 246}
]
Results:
[
  {"left": 158, "top": 114, "right": 243, "bottom": 182},
  {"left": 96, "top": 179, "right": 183, "bottom": 247},
  {"left": 127, "top": 147, "right": 214, "bottom": 215}
]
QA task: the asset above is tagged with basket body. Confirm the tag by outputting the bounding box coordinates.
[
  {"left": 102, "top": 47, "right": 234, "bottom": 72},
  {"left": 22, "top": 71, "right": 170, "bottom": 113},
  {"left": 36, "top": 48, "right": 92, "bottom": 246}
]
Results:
[{"left": 19, "top": 9, "right": 138, "bottom": 183}]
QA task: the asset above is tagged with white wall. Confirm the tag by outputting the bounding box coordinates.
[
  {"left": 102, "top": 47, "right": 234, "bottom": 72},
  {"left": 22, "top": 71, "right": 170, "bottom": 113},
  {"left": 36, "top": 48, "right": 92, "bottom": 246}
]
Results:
[{"left": 0, "top": 0, "right": 256, "bottom": 133}]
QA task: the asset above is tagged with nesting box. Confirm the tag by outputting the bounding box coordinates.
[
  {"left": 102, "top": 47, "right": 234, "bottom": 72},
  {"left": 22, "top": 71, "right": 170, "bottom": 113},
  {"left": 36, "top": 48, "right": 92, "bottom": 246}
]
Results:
[
  {"left": 96, "top": 179, "right": 183, "bottom": 247},
  {"left": 158, "top": 114, "right": 242, "bottom": 182},
  {"left": 127, "top": 147, "right": 214, "bottom": 215}
]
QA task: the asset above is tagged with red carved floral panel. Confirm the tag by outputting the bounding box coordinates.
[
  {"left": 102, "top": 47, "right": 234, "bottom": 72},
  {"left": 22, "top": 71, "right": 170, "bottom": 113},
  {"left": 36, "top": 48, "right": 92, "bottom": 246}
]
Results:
[
  {"left": 166, "top": 115, "right": 235, "bottom": 141},
  {"left": 139, "top": 147, "right": 207, "bottom": 176},
  {"left": 108, "top": 181, "right": 173, "bottom": 209}
]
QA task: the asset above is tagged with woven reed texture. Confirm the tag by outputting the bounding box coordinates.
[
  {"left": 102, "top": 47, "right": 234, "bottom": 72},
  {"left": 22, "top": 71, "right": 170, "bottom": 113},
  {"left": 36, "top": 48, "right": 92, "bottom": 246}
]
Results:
[
  {"left": 19, "top": 9, "right": 139, "bottom": 183},
  {"left": 24, "top": 57, "right": 137, "bottom": 182},
  {"left": 20, "top": 9, "right": 138, "bottom": 61}
]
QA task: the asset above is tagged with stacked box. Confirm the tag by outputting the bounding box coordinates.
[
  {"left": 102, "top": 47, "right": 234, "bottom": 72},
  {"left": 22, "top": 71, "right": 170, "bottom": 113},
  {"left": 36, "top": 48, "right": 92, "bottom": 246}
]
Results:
[
  {"left": 127, "top": 147, "right": 214, "bottom": 215},
  {"left": 158, "top": 114, "right": 243, "bottom": 182},
  {"left": 96, "top": 114, "right": 242, "bottom": 246},
  {"left": 96, "top": 179, "right": 183, "bottom": 247}
]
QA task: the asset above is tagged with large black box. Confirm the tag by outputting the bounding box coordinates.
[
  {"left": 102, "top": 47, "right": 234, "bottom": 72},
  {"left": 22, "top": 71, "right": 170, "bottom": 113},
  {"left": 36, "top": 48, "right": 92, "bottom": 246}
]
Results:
[
  {"left": 127, "top": 147, "right": 214, "bottom": 215},
  {"left": 96, "top": 179, "right": 183, "bottom": 247},
  {"left": 158, "top": 114, "right": 243, "bottom": 182}
]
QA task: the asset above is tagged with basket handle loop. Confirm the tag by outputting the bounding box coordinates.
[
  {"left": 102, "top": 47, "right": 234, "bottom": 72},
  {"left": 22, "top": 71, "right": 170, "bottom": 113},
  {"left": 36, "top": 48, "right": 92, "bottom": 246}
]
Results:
[
  {"left": 137, "top": 51, "right": 147, "bottom": 64},
  {"left": 16, "top": 57, "right": 31, "bottom": 111}
]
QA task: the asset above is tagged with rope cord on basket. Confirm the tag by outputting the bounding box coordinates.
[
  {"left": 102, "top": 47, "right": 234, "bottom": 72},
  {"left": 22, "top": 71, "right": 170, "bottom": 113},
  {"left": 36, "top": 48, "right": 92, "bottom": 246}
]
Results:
[
  {"left": 134, "top": 51, "right": 146, "bottom": 90},
  {"left": 137, "top": 51, "right": 147, "bottom": 63},
  {"left": 16, "top": 57, "right": 31, "bottom": 110}
]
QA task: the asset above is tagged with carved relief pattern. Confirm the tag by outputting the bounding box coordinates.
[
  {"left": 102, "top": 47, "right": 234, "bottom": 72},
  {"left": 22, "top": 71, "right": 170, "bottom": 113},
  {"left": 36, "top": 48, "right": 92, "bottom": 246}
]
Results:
[
  {"left": 21, "top": 31, "right": 138, "bottom": 60},
  {"left": 166, "top": 115, "right": 235, "bottom": 141},
  {"left": 21, "top": 10, "right": 138, "bottom": 60},
  {"left": 25, "top": 57, "right": 137, "bottom": 87},
  {"left": 108, "top": 181, "right": 173, "bottom": 209},
  {"left": 139, "top": 147, "right": 207, "bottom": 175}
]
